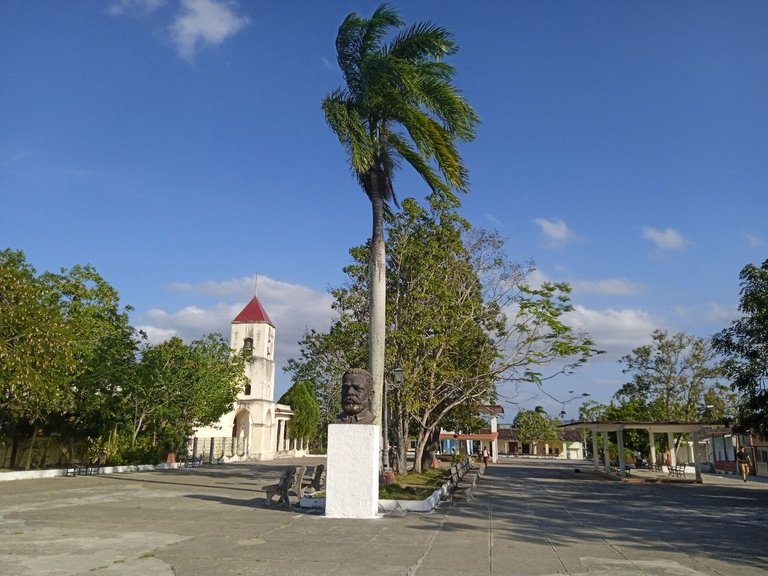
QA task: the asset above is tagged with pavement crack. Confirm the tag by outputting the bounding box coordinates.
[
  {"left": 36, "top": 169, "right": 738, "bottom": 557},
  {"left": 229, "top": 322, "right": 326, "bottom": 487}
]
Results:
[{"left": 407, "top": 513, "right": 447, "bottom": 576}]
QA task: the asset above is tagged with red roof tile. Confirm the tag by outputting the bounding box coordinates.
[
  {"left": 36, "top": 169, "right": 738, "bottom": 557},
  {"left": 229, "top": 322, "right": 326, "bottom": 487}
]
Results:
[{"left": 233, "top": 296, "right": 274, "bottom": 327}]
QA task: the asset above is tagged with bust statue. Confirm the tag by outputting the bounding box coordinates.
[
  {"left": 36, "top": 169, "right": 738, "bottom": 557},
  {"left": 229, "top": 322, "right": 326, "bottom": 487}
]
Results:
[{"left": 336, "top": 368, "right": 376, "bottom": 424}]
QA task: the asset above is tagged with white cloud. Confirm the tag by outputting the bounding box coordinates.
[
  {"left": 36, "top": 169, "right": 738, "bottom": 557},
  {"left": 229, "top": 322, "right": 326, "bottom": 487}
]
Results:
[
  {"left": 705, "top": 302, "right": 737, "bottom": 325},
  {"left": 533, "top": 218, "right": 577, "bottom": 248},
  {"left": 564, "top": 304, "right": 659, "bottom": 361},
  {"left": 571, "top": 277, "right": 645, "bottom": 296},
  {"left": 673, "top": 302, "right": 737, "bottom": 328},
  {"left": 107, "top": 0, "right": 166, "bottom": 16},
  {"left": 137, "top": 325, "right": 179, "bottom": 343},
  {"left": 169, "top": 0, "right": 249, "bottom": 60},
  {"left": 642, "top": 227, "right": 688, "bottom": 251},
  {"left": 167, "top": 275, "right": 257, "bottom": 297}
]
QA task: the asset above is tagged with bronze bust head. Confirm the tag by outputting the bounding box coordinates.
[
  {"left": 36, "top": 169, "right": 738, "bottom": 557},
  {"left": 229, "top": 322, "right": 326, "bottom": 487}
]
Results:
[{"left": 336, "top": 368, "right": 376, "bottom": 424}]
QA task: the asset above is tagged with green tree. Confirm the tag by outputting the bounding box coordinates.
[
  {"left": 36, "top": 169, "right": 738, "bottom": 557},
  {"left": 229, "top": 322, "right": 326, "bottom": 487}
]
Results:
[
  {"left": 43, "top": 264, "right": 138, "bottom": 463},
  {"left": 712, "top": 260, "right": 768, "bottom": 436},
  {"left": 322, "top": 4, "right": 479, "bottom": 424},
  {"left": 617, "top": 330, "right": 726, "bottom": 422},
  {"left": 514, "top": 409, "right": 559, "bottom": 452},
  {"left": 278, "top": 381, "right": 320, "bottom": 449},
  {"left": 386, "top": 199, "right": 501, "bottom": 471},
  {"left": 126, "top": 334, "right": 246, "bottom": 453},
  {"left": 287, "top": 199, "right": 599, "bottom": 472},
  {"left": 0, "top": 250, "right": 78, "bottom": 467}
]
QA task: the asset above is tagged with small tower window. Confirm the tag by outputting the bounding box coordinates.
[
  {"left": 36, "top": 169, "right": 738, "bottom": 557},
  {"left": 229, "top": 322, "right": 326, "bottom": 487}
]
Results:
[
  {"left": 244, "top": 383, "right": 252, "bottom": 395},
  {"left": 243, "top": 337, "right": 253, "bottom": 352}
]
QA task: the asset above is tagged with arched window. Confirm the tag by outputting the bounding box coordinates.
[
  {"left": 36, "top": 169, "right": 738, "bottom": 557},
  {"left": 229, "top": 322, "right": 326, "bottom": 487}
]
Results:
[{"left": 243, "top": 337, "right": 253, "bottom": 352}]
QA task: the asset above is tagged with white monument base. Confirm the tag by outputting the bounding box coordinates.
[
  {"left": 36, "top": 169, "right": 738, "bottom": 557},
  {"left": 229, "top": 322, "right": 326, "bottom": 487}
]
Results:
[{"left": 325, "top": 423, "right": 380, "bottom": 519}]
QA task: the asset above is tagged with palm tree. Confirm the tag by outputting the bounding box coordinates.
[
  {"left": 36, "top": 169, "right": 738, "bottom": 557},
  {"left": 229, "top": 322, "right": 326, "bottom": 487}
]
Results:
[{"left": 322, "top": 4, "right": 478, "bottom": 425}]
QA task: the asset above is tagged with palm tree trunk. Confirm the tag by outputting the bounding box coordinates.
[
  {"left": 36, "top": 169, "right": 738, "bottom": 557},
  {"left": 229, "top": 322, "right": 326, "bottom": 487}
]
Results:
[{"left": 369, "top": 188, "right": 387, "bottom": 427}]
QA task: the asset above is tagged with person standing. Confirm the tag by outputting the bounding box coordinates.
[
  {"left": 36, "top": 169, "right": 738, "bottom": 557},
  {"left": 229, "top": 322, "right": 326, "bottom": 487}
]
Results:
[
  {"left": 482, "top": 446, "right": 490, "bottom": 466},
  {"left": 736, "top": 447, "right": 751, "bottom": 482}
]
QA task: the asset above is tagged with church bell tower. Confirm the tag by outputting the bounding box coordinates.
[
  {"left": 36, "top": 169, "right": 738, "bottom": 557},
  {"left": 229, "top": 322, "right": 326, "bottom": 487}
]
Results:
[{"left": 231, "top": 296, "right": 276, "bottom": 403}]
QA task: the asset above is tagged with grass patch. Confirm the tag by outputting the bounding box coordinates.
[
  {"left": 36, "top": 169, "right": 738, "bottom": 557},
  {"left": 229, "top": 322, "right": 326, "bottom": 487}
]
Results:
[{"left": 379, "top": 468, "right": 448, "bottom": 500}]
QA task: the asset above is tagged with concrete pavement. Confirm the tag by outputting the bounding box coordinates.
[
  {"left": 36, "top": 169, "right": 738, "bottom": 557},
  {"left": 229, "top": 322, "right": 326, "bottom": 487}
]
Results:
[{"left": 1, "top": 457, "right": 766, "bottom": 575}]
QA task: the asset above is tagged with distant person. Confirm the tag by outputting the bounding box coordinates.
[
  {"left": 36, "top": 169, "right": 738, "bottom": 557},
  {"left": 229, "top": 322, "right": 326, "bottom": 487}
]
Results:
[
  {"left": 736, "top": 447, "right": 751, "bottom": 482},
  {"left": 482, "top": 446, "right": 490, "bottom": 466},
  {"left": 663, "top": 449, "right": 672, "bottom": 467}
]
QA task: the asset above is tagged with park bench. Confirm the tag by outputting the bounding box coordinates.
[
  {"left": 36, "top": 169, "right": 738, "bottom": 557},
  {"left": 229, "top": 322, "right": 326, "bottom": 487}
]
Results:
[
  {"left": 668, "top": 465, "right": 687, "bottom": 478},
  {"left": 609, "top": 461, "right": 632, "bottom": 476},
  {"left": 448, "top": 460, "right": 478, "bottom": 501},
  {"left": 302, "top": 464, "right": 325, "bottom": 494},
  {"left": 66, "top": 455, "right": 105, "bottom": 476},
  {"left": 182, "top": 454, "right": 203, "bottom": 468},
  {"left": 263, "top": 466, "right": 307, "bottom": 507}
]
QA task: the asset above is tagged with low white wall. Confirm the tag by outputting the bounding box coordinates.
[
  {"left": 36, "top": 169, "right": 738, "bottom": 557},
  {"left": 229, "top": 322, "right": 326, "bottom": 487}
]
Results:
[{"left": 0, "top": 463, "right": 178, "bottom": 482}]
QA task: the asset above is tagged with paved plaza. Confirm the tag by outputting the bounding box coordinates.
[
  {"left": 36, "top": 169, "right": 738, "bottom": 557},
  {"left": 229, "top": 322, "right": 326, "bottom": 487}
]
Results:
[{"left": 1, "top": 457, "right": 766, "bottom": 576}]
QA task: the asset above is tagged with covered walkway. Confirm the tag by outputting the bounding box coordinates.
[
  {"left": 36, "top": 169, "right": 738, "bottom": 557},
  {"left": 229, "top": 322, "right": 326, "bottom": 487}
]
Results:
[{"left": 560, "top": 421, "right": 726, "bottom": 483}]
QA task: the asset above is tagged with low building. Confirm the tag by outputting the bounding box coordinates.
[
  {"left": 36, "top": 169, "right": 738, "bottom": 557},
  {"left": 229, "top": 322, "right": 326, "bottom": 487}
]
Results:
[{"left": 492, "top": 425, "right": 585, "bottom": 459}]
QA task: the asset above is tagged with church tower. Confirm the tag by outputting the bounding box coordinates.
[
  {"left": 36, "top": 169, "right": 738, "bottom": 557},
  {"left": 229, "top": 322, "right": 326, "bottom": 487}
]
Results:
[
  {"left": 229, "top": 295, "right": 284, "bottom": 460},
  {"left": 195, "top": 296, "right": 296, "bottom": 460},
  {"left": 192, "top": 295, "right": 294, "bottom": 461},
  {"left": 231, "top": 296, "right": 275, "bottom": 403}
]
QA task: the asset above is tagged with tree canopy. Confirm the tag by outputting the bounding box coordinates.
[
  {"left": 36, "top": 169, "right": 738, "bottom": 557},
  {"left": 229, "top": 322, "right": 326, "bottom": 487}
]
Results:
[
  {"left": 1, "top": 249, "right": 248, "bottom": 468},
  {"left": 287, "top": 199, "right": 599, "bottom": 471},
  {"left": 278, "top": 381, "right": 320, "bottom": 445},
  {"left": 0, "top": 250, "right": 76, "bottom": 437},
  {"left": 615, "top": 330, "right": 727, "bottom": 423},
  {"left": 713, "top": 260, "right": 768, "bottom": 436},
  {"left": 514, "top": 408, "right": 559, "bottom": 450},
  {"left": 127, "top": 334, "right": 247, "bottom": 451}
]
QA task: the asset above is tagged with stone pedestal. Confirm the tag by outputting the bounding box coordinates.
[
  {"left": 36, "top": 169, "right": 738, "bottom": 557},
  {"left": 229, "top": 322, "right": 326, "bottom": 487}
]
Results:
[{"left": 325, "top": 424, "right": 380, "bottom": 519}]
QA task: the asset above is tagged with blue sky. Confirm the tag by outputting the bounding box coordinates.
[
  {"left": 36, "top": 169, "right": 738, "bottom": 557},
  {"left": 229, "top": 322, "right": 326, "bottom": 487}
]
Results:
[{"left": 2, "top": 1, "right": 767, "bottom": 420}]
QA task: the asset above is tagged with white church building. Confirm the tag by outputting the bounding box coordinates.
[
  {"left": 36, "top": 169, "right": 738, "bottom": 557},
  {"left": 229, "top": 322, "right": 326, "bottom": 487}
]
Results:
[{"left": 193, "top": 296, "right": 298, "bottom": 461}]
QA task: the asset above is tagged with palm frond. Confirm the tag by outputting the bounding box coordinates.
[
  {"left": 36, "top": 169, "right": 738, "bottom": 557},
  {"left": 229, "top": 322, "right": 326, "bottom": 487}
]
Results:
[
  {"left": 325, "top": 4, "right": 478, "bottom": 207},
  {"left": 388, "top": 22, "right": 456, "bottom": 61}
]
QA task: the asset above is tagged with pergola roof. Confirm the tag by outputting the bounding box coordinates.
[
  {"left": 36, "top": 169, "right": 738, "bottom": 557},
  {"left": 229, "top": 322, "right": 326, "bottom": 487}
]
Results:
[{"left": 559, "top": 421, "right": 726, "bottom": 434}]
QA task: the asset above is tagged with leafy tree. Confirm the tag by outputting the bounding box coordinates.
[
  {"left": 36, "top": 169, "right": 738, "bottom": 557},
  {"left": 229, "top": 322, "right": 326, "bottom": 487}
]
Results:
[
  {"left": 578, "top": 399, "right": 607, "bottom": 422},
  {"left": 322, "top": 4, "right": 479, "bottom": 424},
  {"left": 287, "top": 199, "right": 599, "bottom": 471},
  {"left": 0, "top": 250, "right": 77, "bottom": 466},
  {"left": 713, "top": 260, "right": 768, "bottom": 436},
  {"left": 514, "top": 409, "right": 559, "bottom": 452},
  {"left": 616, "top": 330, "right": 726, "bottom": 422},
  {"left": 126, "top": 334, "right": 246, "bottom": 452},
  {"left": 278, "top": 381, "right": 320, "bottom": 448},
  {"left": 386, "top": 199, "right": 501, "bottom": 471},
  {"left": 42, "top": 264, "right": 138, "bottom": 462}
]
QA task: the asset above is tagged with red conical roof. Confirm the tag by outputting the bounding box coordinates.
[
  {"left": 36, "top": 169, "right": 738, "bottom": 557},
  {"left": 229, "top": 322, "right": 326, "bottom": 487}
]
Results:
[{"left": 232, "top": 296, "right": 274, "bottom": 327}]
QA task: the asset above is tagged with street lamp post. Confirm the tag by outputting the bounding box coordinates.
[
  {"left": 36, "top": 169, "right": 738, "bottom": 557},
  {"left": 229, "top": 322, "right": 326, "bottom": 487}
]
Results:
[{"left": 381, "top": 363, "right": 403, "bottom": 483}]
